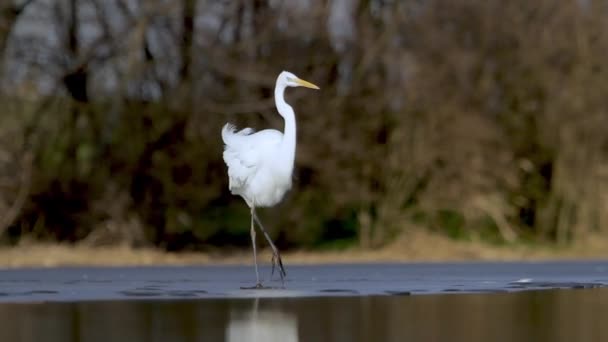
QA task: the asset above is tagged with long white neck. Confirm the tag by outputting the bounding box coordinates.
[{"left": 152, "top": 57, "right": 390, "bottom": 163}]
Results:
[{"left": 275, "top": 82, "right": 296, "bottom": 169}]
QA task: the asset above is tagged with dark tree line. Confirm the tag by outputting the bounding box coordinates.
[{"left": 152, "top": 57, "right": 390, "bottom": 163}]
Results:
[{"left": 0, "top": 0, "right": 607, "bottom": 250}]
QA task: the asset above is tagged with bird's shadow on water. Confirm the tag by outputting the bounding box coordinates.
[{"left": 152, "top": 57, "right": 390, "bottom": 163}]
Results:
[
  {"left": 0, "top": 290, "right": 60, "bottom": 298},
  {"left": 118, "top": 282, "right": 209, "bottom": 298},
  {"left": 239, "top": 283, "right": 286, "bottom": 290},
  {"left": 240, "top": 286, "right": 284, "bottom": 290},
  {"left": 119, "top": 286, "right": 209, "bottom": 298},
  {"left": 319, "top": 289, "right": 359, "bottom": 294}
]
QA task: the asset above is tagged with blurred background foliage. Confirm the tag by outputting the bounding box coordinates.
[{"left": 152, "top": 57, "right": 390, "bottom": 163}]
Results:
[{"left": 1, "top": 0, "right": 607, "bottom": 252}]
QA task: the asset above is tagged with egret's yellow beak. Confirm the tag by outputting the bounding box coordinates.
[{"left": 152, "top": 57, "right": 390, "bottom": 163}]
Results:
[{"left": 295, "top": 78, "right": 320, "bottom": 90}]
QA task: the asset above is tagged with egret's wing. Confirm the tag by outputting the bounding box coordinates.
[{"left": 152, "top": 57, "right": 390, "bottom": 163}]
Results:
[
  {"left": 221, "top": 124, "right": 281, "bottom": 192},
  {"left": 221, "top": 124, "right": 256, "bottom": 191}
]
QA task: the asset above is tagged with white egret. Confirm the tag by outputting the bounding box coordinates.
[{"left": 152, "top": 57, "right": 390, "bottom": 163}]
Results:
[{"left": 221, "top": 71, "right": 319, "bottom": 288}]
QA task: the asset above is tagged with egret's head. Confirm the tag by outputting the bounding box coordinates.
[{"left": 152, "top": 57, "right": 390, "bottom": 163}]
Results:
[{"left": 279, "top": 71, "right": 320, "bottom": 90}]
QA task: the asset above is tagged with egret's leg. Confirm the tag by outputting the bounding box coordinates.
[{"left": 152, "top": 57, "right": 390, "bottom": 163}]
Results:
[
  {"left": 250, "top": 207, "right": 262, "bottom": 288},
  {"left": 252, "top": 210, "right": 287, "bottom": 283}
]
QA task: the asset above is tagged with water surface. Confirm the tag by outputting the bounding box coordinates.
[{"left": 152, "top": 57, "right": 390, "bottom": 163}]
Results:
[
  {"left": 1, "top": 261, "right": 608, "bottom": 341},
  {"left": 1, "top": 289, "right": 607, "bottom": 341},
  {"left": 0, "top": 261, "right": 606, "bottom": 301}
]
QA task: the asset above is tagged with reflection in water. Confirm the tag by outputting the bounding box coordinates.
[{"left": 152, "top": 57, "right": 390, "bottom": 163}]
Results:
[
  {"left": 0, "top": 289, "right": 607, "bottom": 341},
  {"left": 226, "top": 298, "right": 297, "bottom": 342}
]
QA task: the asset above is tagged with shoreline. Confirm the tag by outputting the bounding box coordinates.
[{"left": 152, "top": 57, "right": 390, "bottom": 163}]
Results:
[{"left": 1, "top": 231, "right": 607, "bottom": 269}]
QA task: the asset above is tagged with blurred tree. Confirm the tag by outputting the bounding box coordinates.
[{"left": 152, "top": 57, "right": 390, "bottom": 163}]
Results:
[{"left": 0, "top": 0, "right": 607, "bottom": 250}]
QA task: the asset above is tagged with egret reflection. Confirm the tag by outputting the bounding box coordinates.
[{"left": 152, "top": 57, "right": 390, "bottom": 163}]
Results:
[{"left": 226, "top": 298, "right": 298, "bottom": 342}]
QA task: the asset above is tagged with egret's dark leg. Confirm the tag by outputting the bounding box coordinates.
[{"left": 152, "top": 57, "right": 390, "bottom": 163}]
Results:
[
  {"left": 252, "top": 209, "right": 287, "bottom": 284},
  {"left": 250, "top": 207, "right": 262, "bottom": 288}
]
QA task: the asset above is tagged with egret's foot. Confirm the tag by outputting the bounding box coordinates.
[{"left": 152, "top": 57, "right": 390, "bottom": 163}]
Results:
[
  {"left": 271, "top": 250, "right": 287, "bottom": 284},
  {"left": 240, "top": 283, "right": 265, "bottom": 290}
]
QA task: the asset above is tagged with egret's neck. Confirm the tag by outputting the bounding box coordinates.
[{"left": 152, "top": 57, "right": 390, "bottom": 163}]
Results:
[{"left": 275, "top": 83, "right": 296, "bottom": 167}]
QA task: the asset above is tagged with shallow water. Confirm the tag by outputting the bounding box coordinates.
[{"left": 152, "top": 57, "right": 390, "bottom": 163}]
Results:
[
  {"left": 1, "top": 261, "right": 607, "bottom": 341},
  {"left": 1, "top": 289, "right": 608, "bottom": 341},
  {"left": 0, "top": 261, "right": 607, "bottom": 301}
]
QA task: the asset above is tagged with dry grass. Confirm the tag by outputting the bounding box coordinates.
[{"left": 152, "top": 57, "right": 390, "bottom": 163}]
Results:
[{"left": 1, "top": 230, "right": 607, "bottom": 269}]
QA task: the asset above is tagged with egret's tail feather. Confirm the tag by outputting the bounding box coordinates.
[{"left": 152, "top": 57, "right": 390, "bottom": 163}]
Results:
[
  {"left": 221, "top": 123, "right": 237, "bottom": 144},
  {"left": 221, "top": 123, "right": 255, "bottom": 145}
]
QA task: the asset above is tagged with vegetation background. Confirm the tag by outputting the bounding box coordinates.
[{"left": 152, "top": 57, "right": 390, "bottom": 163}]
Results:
[{"left": 1, "top": 0, "right": 607, "bottom": 261}]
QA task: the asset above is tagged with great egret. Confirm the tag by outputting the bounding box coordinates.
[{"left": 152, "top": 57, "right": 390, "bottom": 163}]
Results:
[{"left": 221, "top": 71, "right": 319, "bottom": 288}]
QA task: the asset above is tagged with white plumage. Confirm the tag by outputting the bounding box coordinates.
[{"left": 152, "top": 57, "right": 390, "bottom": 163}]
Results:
[
  {"left": 222, "top": 125, "right": 287, "bottom": 207},
  {"left": 221, "top": 71, "right": 319, "bottom": 288}
]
